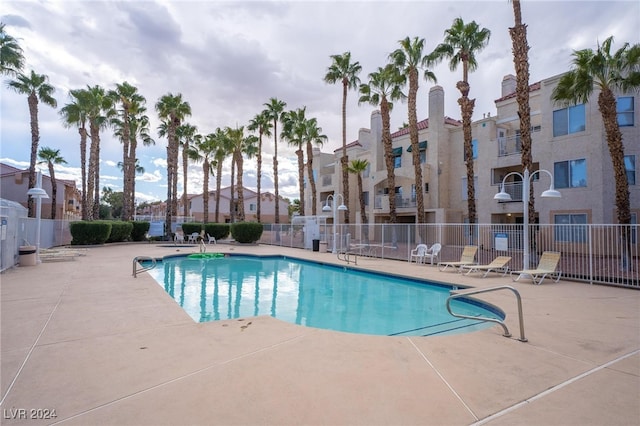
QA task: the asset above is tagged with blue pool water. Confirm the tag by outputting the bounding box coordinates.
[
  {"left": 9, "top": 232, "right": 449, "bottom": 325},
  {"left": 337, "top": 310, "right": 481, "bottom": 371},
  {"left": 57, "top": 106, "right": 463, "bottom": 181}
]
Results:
[{"left": 145, "top": 255, "right": 503, "bottom": 337}]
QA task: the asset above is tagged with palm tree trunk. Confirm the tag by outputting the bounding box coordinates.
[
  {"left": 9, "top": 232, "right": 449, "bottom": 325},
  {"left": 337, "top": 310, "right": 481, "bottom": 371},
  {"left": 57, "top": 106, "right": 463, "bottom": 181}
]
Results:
[
  {"left": 215, "top": 161, "right": 222, "bottom": 223},
  {"left": 381, "top": 98, "right": 397, "bottom": 223},
  {"left": 230, "top": 155, "right": 236, "bottom": 223},
  {"left": 458, "top": 81, "right": 477, "bottom": 225},
  {"left": 48, "top": 162, "right": 57, "bottom": 220},
  {"left": 27, "top": 92, "right": 39, "bottom": 217},
  {"left": 236, "top": 151, "right": 245, "bottom": 221},
  {"left": 128, "top": 138, "right": 138, "bottom": 220},
  {"left": 182, "top": 142, "right": 189, "bottom": 218},
  {"left": 203, "top": 161, "right": 209, "bottom": 223},
  {"left": 87, "top": 125, "right": 99, "bottom": 220},
  {"left": 273, "top": 121, "right": 280, "bottom": 224},
  {"left": 121, "top": 112, "right": 131, "bottom": 221},
  {"left": 341, "top": 81, "right": 350, "bottom": 224},
  {"left": 296, "top": 149, "right": 305, "bottom": 216},
  {"left": 306, "top": 141, "right": 317, "bottom": 216},
  {"left": 257, "top": 133, "right": 263, "bottom": 222},
  {"left": 79, "top": 126, "right": 88, "bottom": 220},
  {"left": 93, "top": 135, "right": 101, "bottom": 219},
  {"left": 510, "top": 0, "right": 534, "bottom": 224},
  {"left": 408, "top": 68, "right": 424, "bottom": 223}
]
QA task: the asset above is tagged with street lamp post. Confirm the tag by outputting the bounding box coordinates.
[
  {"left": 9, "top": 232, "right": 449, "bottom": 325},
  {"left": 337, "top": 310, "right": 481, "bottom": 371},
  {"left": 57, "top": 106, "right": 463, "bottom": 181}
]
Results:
[
  {"left": 322, "top": 193, "right": 347, "bottom": 254},
  {"left": 494, "top": 168, "right": 561, "bottom": 271},
  {"left": 26, "top": 171, "right": 49, "bottom": 263}
]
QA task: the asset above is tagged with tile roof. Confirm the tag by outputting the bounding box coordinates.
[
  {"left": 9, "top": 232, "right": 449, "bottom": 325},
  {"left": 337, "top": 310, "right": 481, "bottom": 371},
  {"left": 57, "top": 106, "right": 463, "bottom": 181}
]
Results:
[
  {"left": 390, "top": 116, "right": 461, "bottom": 138},
  {"left": 494, "top": 81, "right": 541, "bottom": 102}
]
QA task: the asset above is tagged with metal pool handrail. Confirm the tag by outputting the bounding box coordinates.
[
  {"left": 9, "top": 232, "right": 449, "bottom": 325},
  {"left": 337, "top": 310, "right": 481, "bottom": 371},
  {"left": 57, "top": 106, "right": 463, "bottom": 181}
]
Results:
[
  {"left": 132, "top": 256, "right": 156, "bottom": 278},
  {"left": 446, "top": 285, "right": 527, "bottom": 342}
]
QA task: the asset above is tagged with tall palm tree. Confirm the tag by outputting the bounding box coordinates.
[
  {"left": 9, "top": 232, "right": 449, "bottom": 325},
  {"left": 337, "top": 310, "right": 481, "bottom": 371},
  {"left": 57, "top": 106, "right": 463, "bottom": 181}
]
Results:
[
  {"left": 552, "top": 36, "right": 640, "bottom": 270},
  {"left": 347, "top": 159, "right": 369, "bottom": 229},
  {"left": 156, "top": 93, "right": 191, "bottom": 238},
  {"left": 211, "top": 128, "right": 231, "bottom": 223},
  {"left": 303, "top": 117, "right": 327, "bottom": 216},
  {"left": 60, "top": 88, "right": 90, "bottom": 220},
  {"left": 188, "top": 133, "right": 216, "bottom": 223},
  {"left": 429, "top": 18, "right": 491, "bottom": 225},
  {"left": 247, "top": 111, "right": 273, "bottom": 222},
  {"left": 85, "top": 85, "right": 112, "bottom": 220},
  {"left": 176, "top": 123, "right": 198, "bottom": 218},
  {"left": 263, "top": 98, "right": 287, "bottom": 224},
  {"left": 390, "top": 37, "right": 437, "bottom": 224},
  {"left": 37, "top": 147, "right": 66, "bottom": 220},
  {"left": 324, "top": 51, "right": 362, "bottom": 224},
  {"left": 226, "top": 126, "right": 258, "bottom": 222},
  {"left": 359, "top": 64, "right": 405, "bottom": 223},
  {"left": 109, "top": 82, "right": 146, "bottom": 221},
  {"left": 281, "top": 108, "right": 307, "bottom": 216},
  {"left": 0, "top": 23, "right": 25, "bottom": 76},
  {"left": 7, "top": 70, "right": 57, "bottom": 217},
  {"left": 509, "top": 0, "right": 535, "bottom": 223}
]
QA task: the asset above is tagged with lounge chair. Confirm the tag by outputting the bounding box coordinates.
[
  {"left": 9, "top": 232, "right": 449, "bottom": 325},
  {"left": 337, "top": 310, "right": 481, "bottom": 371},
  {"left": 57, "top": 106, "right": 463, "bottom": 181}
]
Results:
[
  {"left": 174, "top": 233, "right": 185, "bottom": 244},
  {"left": 460, "top": 255, "right": 511, "bottom": 278},
  {"left": 438, "top": 245, "right": 478, "bottom": 272},
  {"left": 511, "top": 251, "right": 562, "bottom": 285},
  {"left": 410, "top": 244, "right": 429, "bottom": 263},
  {"left": 188, "top": 232, "right": 199, "bottom": 243},
  {"left": 422, "top": 243, "right": 442, "bottom": 265},
  {"left": 207, "top": 233, "right": 217, "bottom": 244}
]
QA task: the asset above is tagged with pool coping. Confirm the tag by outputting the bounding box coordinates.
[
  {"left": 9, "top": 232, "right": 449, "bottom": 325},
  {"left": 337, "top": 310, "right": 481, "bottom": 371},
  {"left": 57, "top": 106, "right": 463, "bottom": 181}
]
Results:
[{"left": 1, "top": 243, "right": 639, "bottom": 425}]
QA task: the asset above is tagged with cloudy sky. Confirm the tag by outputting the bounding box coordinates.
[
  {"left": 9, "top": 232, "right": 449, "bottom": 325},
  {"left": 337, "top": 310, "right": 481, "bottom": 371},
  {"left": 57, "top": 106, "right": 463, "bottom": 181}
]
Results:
[{"left": 1, "top": 0, "right": 638, "bottom": 204}]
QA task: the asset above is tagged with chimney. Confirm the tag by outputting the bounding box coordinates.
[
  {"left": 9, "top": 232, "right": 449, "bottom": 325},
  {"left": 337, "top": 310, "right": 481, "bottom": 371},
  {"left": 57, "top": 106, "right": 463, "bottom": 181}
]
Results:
[{"left": 501, "top": 74, "right": 517, "bottom": 97}]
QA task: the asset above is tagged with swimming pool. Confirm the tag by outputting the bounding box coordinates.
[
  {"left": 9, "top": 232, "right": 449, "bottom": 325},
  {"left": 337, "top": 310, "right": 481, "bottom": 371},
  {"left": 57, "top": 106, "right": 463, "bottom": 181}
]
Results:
[{"left": 145, "top": 255, "right": 504, "bottom": 337}]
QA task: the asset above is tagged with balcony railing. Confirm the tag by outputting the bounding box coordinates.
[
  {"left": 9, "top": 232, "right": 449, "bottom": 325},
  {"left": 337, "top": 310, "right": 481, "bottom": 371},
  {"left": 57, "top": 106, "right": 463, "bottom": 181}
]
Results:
[
  {"left": 497, "top": 126, "right": 541, "bottom": 157},
  {"left": 497, "top": 182, "right": 523, "bottom": 202}
]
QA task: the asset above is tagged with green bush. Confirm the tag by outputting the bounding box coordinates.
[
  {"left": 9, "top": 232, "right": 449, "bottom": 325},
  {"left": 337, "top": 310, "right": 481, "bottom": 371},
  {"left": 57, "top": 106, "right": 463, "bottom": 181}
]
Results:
[
  {"left": 130, "top": 221, "right": 150, "bottom": 241},
  {"left": 204, "top": 223, "right": 230, "bottom": 240},
  {"left": 181, "top": 222, "right": 202, "bottom": 235},
  {"left": 230, "top": 222, "right": 263, "bottom": 244},
  {"left": 69, "top": 221, "right": 112, "bottom": 245},
  {"left": 106, "top": 221, "right": 133, "bottom": 242}
]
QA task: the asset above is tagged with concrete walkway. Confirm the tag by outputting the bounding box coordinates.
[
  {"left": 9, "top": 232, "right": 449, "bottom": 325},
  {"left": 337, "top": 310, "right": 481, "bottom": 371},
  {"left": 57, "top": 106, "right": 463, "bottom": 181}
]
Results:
[{"left": 1, "top": 243, "right": 638, "bottom": 425}]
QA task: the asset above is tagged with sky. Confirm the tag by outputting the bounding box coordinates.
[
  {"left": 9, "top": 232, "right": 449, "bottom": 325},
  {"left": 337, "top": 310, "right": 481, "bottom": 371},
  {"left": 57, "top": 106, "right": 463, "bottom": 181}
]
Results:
[{"left": 1, "top": 0, "right": 639, "bottom": 205}]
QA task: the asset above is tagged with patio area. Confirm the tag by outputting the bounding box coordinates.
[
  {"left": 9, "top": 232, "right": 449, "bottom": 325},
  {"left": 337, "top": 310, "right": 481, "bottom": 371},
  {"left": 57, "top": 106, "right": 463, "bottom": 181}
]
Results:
[{"left": 1, "top": 243, "right": 638, "bottom": 425}]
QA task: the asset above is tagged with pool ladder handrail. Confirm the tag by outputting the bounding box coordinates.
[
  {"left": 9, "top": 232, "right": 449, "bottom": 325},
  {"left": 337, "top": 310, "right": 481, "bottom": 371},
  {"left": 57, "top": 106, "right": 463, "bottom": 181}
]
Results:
[
  {"left": 446, "top": 285, "right": 527, "bottom": 342},
  {"left": 132, "top": 256, "right": 157, "bottom": 278}
]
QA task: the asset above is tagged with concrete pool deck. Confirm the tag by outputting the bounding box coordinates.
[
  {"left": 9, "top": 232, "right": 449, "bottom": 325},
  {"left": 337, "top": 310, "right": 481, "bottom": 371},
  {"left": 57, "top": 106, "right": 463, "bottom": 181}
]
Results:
[{"left": 1, "top": 243, "right": 638, "bottom": 425}]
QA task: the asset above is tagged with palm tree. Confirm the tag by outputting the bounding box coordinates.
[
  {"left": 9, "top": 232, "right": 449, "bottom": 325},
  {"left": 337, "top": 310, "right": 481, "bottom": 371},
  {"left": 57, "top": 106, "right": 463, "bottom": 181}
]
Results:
[
  {"left": 429, "top": 18, "right": 491, "bottom": 225},
  {"left": 552, "top": 36, "right": 640, "bottom": 270},
  {"left": 347, "top": 159, "right": 370, "bottom": 229},
  {"left": 263, "top": 98, "right": 287, "bottom": 224},
  {"left": 303, "top": 117, "right": 327, "bottom": 216},
  {"left": 37, "top": 147, "right": 66, "bottom": 220},
  {"left": 247, "top": 111, "right": 273, "bottom": 222},
  {"left": 155, "top": 93, "right": 191, "bottom": 238},
  {"left": 188, "top": 133, "right": 216, "bottom": 223},
  {"left": 109, "top": 82, "right": 146, "bottom": 221},
  {"left": 176, "top": 123, "right": 198, "bottom": 218},
  {"left": 7, "top": 70, "right": 57, "bottom": 217},
  {"left": 226, "top": 126, "right": 258, "bottom": 222},
  {"left": 359, "top": 64, "right": 405, "bottom": 223},
  {"left": 390, "top": 37, "right": 437, "bottom": 224},
  {"left": 85, "top": 85, "right": 113, "bottom": 220},
  {"left": 211, "top": 128, "right": 231, "bottom": 223},
  {"left": 0, "top": 23, "right": 25, "bottom": 76},
  {"left": 509, "top": 0, "right": 535, "bottom": 223},
  {"left": 281, "top": 108, "right": 307, "bottom": 216},
  {"left": 324, "top": 52, "right": 362, "bottom": 223},
  {"left": 60, "top": 88, "right": 90, "bottom": 220}
]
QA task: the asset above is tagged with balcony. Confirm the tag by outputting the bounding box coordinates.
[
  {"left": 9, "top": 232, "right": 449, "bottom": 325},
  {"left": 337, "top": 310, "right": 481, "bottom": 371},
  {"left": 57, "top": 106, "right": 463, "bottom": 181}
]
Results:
[
  {"left": 497, "top": 126, "right": 541, "bottom": 157},
  {"left": 496, "top": 182, "right": 523, "bottom": 202}
]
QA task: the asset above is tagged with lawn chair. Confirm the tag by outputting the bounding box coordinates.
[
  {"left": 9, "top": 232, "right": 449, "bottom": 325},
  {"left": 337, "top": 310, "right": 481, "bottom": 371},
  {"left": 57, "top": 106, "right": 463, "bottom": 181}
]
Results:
[
  {"left": 438, "top": 245, "right": 478, "bottom": 272},
  {"left": 511, "top": 251, "right": 562, "bottom": 285},
  {"left": 422, "top": 243, "right": 442, "bottom": 265},
  {"left": 188, "top": 232, "right": 199, "bottom": 243},
  {"left": 207, "top": 233, "right": 217, "bottom": 244},
  {"left": 410, "top": 244, "right": 429, "bottom": 263},
  {"left": 174, "top": 232, "right": 185, "bottom": 244},
  {"left": 460, "top": 256, "right": 511, "bottom": 278}
]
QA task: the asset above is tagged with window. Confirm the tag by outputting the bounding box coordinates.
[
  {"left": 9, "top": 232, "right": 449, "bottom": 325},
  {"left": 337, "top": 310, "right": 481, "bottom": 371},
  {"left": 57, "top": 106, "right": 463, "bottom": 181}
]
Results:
[
  {"left": 419, "top": 149, "right": 427, "bottom": 164},
  {"left": 554, "top": 213, "right": 587, "bottom": 242},
  {"left": 625, "top": 155, "right": 636, "bottom": 185},
  {"left": 394, "top": 154, "right": 401, "bottom": 168},
  {"left": 383, "top": 187, "right": 401, "bottom": 195},
  {"left": 554, "top": 159, "right": 587, "bottom": 188},
  {"left": 363, "top": 163, "right": 370, "bottom": 178},
  {"left": 553, "top": 104, "right": 586, "bottom": 136},
  {"left": 249, "top": 203, "right": 256, "bottom": 212},
  {"left": 463, "top": 139, "right": 478, "bottom": 161},
  {"left": 363, "top": 191, "right": 369, "bottom": 206},
  {"left": 461, "top": 176, "right": 478, "bottom": 201},
  {"left": 617, "top": 96, "right": 634, "bottom": 127},
  {"left": 424, "top": 182, "right": 429, "bottom": 193}
]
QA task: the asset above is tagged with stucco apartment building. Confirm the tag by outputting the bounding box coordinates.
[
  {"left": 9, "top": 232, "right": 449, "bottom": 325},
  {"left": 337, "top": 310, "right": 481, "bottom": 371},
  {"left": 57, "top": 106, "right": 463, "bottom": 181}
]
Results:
[
  {"left": 306, "top": 73, "right": 639, "bottom": 229},
  {"left": 0, "top": 163, "right": 82, "bottom": 220}
]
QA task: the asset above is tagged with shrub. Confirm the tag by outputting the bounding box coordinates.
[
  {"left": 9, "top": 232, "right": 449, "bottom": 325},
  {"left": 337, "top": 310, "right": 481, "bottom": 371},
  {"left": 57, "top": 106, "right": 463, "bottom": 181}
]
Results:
[
  {"left": 130, "top": 221, "right": 150, "bottom": 241},
  {"left": 230, "top": 222, "right": 263, "bottom": 244},
  {"left": 107, "top": 221, "right": 133, "bottom": 242},
  {"left": 181, "top": 222, "right": 202, "bottom": 235},
  {"left": 204, "top": 223, "right": 230, "bottom": 240},
  {"left": 69, "top": 221, "right": 112, "bottom": 245}
]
